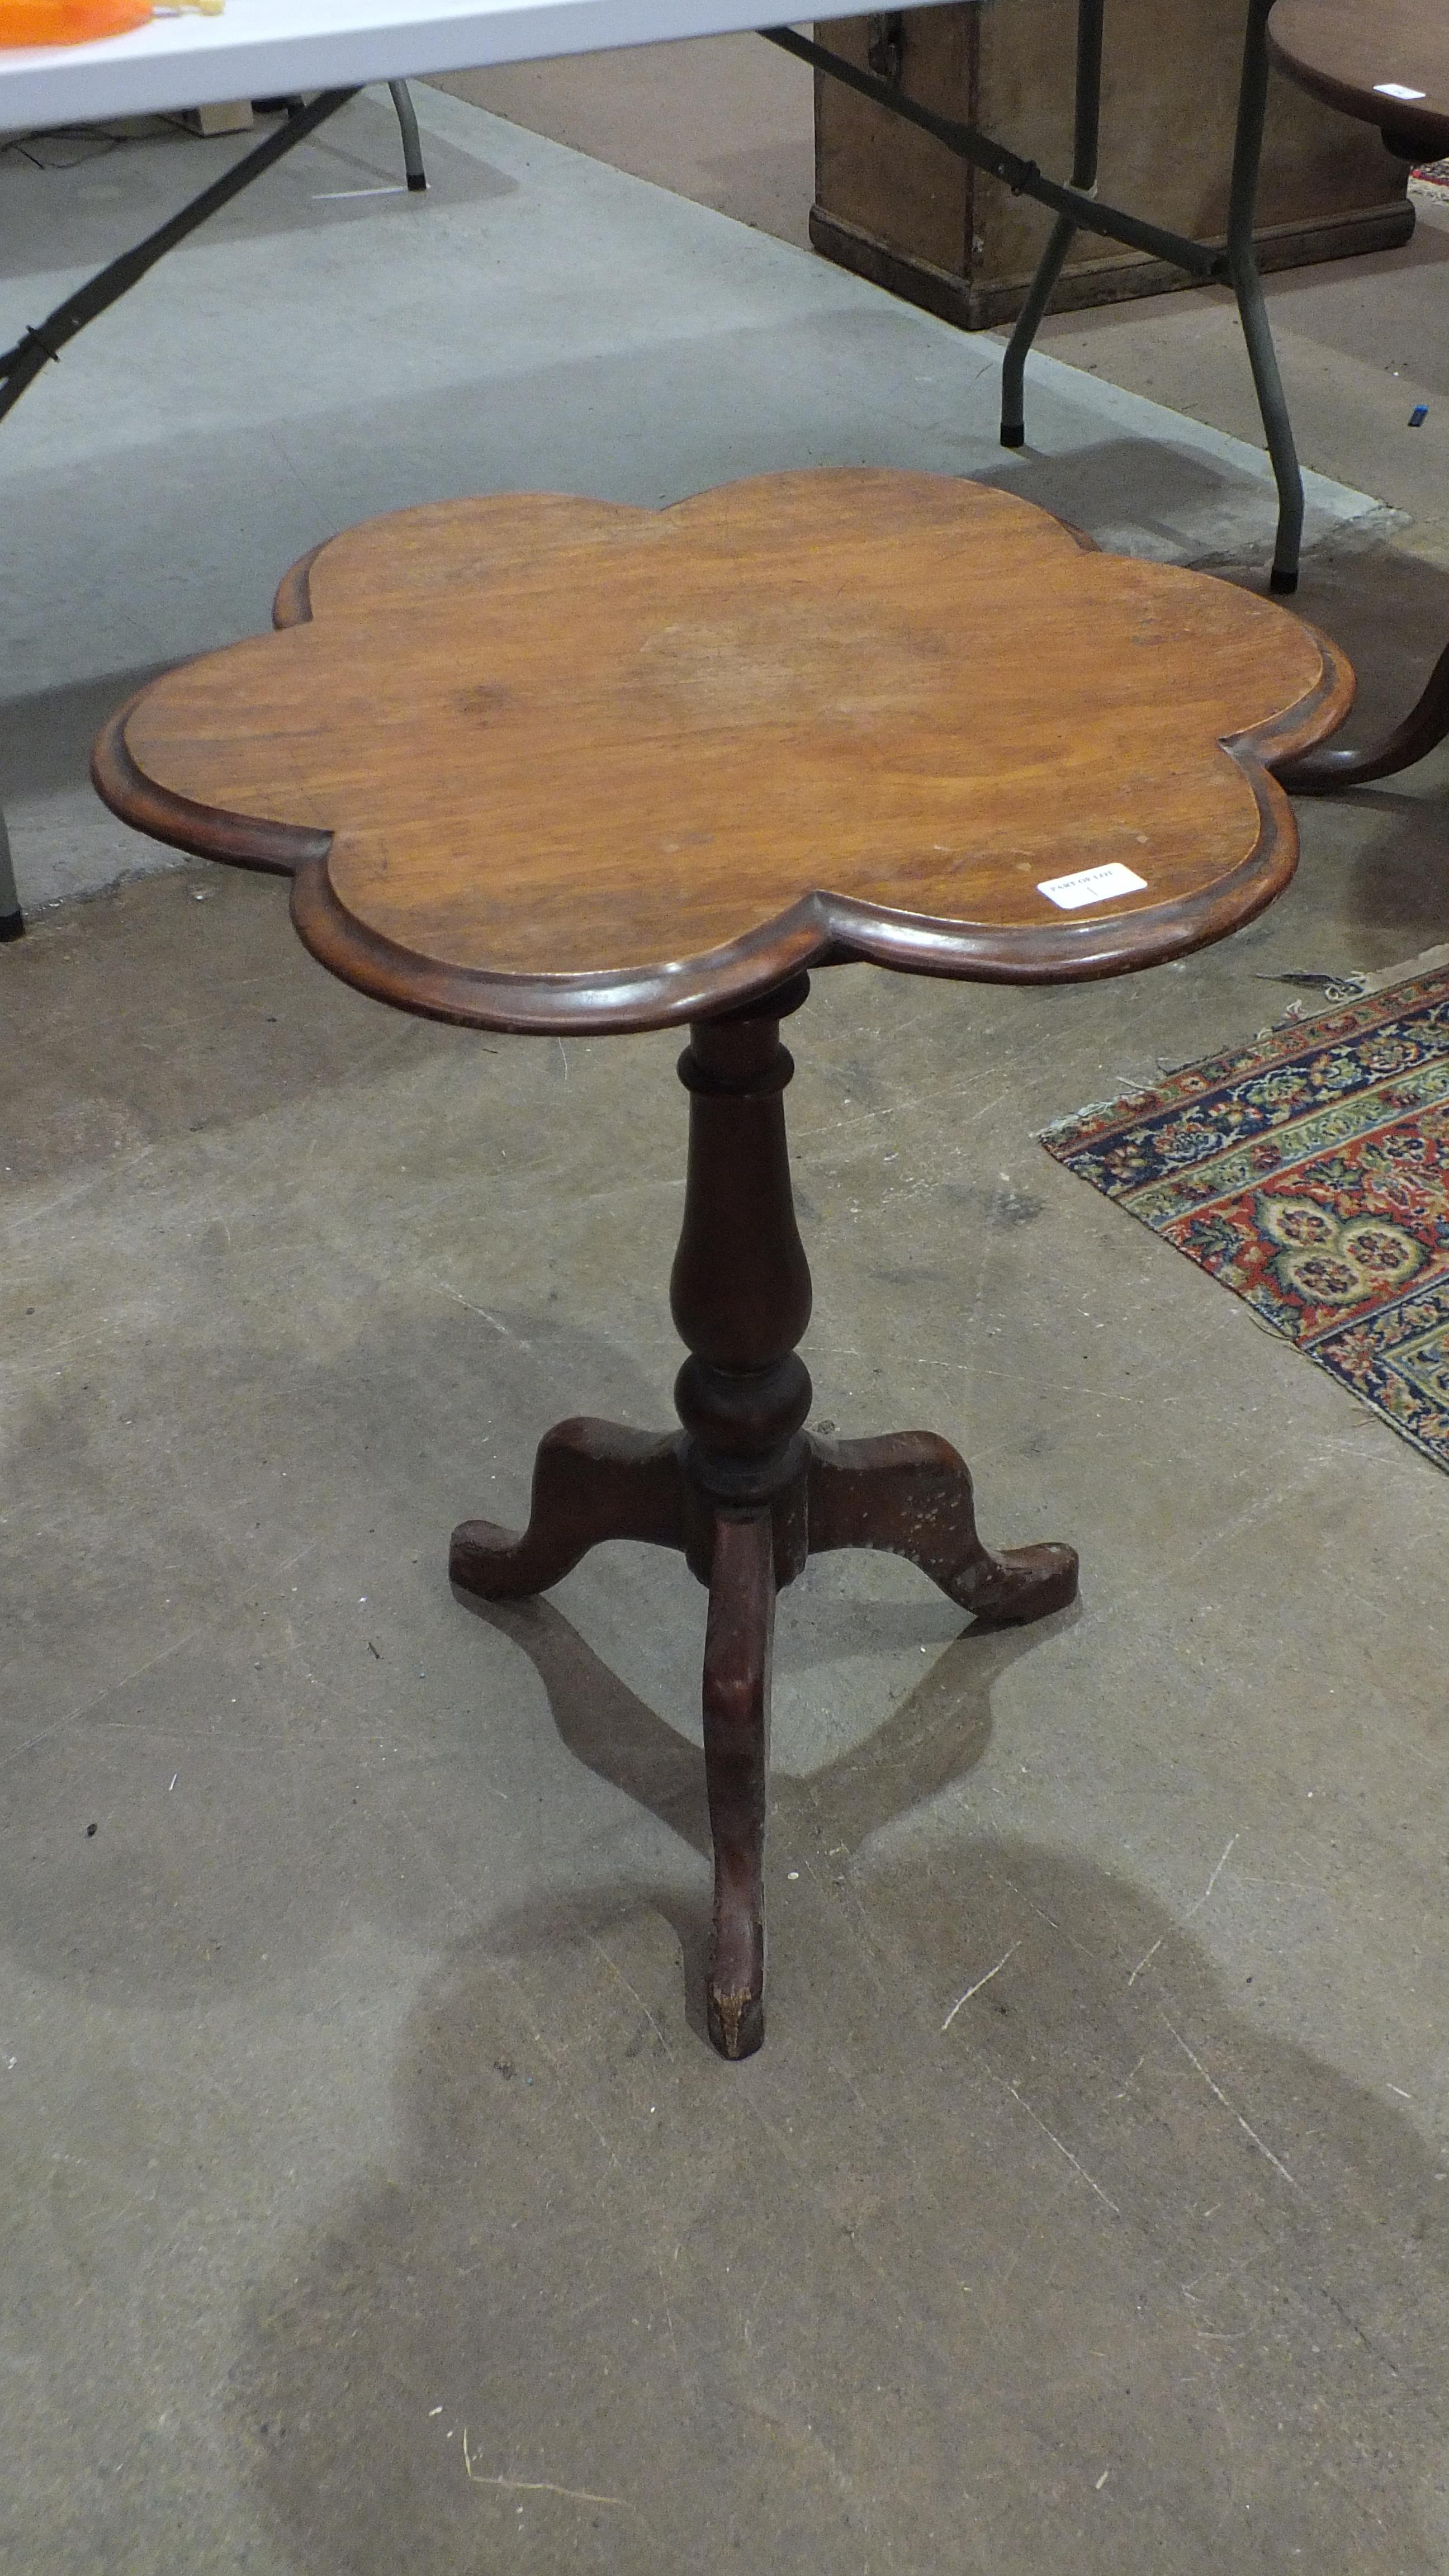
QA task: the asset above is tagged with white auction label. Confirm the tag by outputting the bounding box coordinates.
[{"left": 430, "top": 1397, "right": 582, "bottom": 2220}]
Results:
[
  {"left": 1037, "top": 861, "right": 1148, "bottom": 911},
  {"left": 1374, "top": 81, "right": 1427, "bottom": 100}
]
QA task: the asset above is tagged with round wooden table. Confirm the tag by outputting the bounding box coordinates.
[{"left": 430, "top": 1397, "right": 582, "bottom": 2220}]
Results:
[
  {"left": 93, "top": 468, "right": 1351, "bottom": 2056},
  {"left": 1269, "top": 0, "right": 1449, "bottom": 791}
]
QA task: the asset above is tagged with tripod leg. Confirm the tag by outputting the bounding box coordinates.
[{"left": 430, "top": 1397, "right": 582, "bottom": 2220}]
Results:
[
  {"left": 1273, "top": 631, "right": 1449, "bottom": 789},
  {"left": 451, "top": 1419, "right": 685, "bottom": 1600},
  {"left": 807, "top": 1432, "right": 1077, "bottom": 1622},
  {"left": 701, "top": 1512, "right": 776, "bottom": 2060}
]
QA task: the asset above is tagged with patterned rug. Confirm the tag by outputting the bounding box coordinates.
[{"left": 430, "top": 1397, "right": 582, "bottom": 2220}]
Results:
[{"left": 1040, "top": 967, "right": 1449, "bottom": 1470}]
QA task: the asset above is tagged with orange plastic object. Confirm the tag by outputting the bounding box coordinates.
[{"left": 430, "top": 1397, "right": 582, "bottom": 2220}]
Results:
[{"left": 0, "top": 0, "right": 152, "bottom": 42}]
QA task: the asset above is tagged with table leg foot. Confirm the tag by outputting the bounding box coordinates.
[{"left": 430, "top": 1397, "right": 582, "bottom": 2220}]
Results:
[
  {"left": 702, "top": 1512, "right": 775, "bottom": 2060},
  {"left": 805, "top": 1431, "right": 1078, "bottom": 1624},
  {"left": 450, "top": 1417, "right": 686, "bottom": 1600}
]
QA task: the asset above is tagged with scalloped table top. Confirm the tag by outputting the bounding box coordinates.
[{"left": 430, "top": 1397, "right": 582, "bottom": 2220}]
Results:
[
  {"left": 1269, "top": 0, "right": 1449, "bottom": 160},
  {"left": 93, "top": 468, "right": 1352, "bottom": 1033}
]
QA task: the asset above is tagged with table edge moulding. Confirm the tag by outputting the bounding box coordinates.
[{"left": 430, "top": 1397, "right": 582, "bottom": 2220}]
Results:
[{"left": 93, "top": 470, "right": 1352, "bottom": 1039}]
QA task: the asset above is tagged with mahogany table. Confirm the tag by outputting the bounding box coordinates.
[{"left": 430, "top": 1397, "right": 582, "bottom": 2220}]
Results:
[
  {"left": 1269, "top": 0, "right": 1449, "bottom": 793},
  {"left": 92, "top": 467, "right": 1351, "bottom": 2055}
]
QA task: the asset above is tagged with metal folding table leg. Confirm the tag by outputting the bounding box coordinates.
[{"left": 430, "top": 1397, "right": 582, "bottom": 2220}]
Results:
[
  {"left": 388, "top": 80, "right": 428, "bottom": 192},
  {"left": 0, "top": 89, "right": 367, "bottom": 940},
  {"left": 1001, "top": 0, "right": 1104, "bottom": 448},
  {"left": 1228, "top": 0, "right": 1304, "bottom": 592},
  {"left": 989, "top": 0, "right": 1304, "bottom": 593},
  {"left": 0, "top": 811, "right": 22, "bottom": 944},
  {"left": 0, "top": 88, "right": 358, "bottom": 428}
]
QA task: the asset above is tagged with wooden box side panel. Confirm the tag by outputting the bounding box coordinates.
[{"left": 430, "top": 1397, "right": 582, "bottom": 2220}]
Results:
[
  {"left": 813, "top": 6, "right": 976, "bottom": 278},
  {"left": 815, "top": 0, "right": 1410, "bottom": 305},
  {"left": 977, "top": 0, "right": 1408, "bottom": 278}
]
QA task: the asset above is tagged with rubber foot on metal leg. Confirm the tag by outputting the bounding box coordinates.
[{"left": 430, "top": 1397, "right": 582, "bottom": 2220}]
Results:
[
  {"left": 1270, "top": 566, "right": 1299, "bottom": 595},
  {"left": 407, "top": 173, "right": 428, "bottom": 191},
  {"left": 0, "top": 909, "right": 24, "bottom": 943},
  {"left": 1000, "top": 423, "right": 1026, "bottom": 449}
]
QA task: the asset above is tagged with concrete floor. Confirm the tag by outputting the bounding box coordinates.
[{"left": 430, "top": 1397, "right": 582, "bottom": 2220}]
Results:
[
  {"left": 434, "top": 29, "right": 817, "bottom": 246},
  {"left": 4, "top": 49, "right": 1449, "bottom": 2576}
]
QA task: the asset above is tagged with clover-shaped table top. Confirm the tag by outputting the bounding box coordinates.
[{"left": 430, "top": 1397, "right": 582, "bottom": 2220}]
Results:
[
  {"left": 1270, "top": 0, "right": 1449, "bottom": 160},
  {"left": 93, "top": 469, "right": 1350, "bottom": 1033}
]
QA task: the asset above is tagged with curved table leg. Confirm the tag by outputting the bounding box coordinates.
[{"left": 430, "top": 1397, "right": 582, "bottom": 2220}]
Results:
[
  {"left": 806, "top": 1432, "right": 1078, "bottom": 1623},
  {"left": 701, "top": 1512, "right": 775, "bottom": 2061},
  {"left": 1272, "top": 633, "right": 1449, "bottom": 791},
  {"left": 451, "top": 1418, "right": 685, "bottom": 1599}
]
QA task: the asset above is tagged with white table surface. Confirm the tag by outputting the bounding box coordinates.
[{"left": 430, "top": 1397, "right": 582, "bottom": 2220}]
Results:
[{"left": 0, "top": 0, "right": 804, "bottom": 127}]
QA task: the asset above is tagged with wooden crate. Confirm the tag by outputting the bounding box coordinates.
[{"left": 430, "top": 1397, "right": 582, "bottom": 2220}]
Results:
[{"left": 812, "top": 0, "right": 1413, "bottom": 328}]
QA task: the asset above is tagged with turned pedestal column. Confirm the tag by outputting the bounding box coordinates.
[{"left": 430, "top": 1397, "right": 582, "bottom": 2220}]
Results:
[{"left": 456, "top": 977, "right": 1069, "bottom": 2052}]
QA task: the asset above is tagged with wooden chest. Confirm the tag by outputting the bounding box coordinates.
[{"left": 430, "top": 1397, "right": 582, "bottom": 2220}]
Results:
[{"left": 812, "top": 0, "right": 1413, "bottom": 328}]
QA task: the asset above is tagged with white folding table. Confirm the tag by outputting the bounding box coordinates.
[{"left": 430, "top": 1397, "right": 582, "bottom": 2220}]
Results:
[{"left": 0, "top": 0, "right": 802, "bottom": 124}]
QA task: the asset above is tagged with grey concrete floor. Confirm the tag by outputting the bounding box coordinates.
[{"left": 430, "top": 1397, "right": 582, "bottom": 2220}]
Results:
[
  {"left": 438, "top": 34, "right": 1449, "bottom": 525},
  {"left": 433, "top": 29, "right": 817, "bottom": 246},
  {"left": 4, "top": 50, "right": 1449, "bottom": 2576}
]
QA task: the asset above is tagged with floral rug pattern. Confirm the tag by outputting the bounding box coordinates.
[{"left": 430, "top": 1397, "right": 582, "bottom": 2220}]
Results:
[{"left": 1039, "top": 969, "right": 1449, "bottom": 1469}]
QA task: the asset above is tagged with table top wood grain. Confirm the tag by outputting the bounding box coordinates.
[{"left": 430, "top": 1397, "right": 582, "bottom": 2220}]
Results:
[
  {"left": 1270, "top": 0, "right": 1449, "bottom": 160},
  {"left": 93, "top": 468, "right": 1352, "bottom": 1033}
]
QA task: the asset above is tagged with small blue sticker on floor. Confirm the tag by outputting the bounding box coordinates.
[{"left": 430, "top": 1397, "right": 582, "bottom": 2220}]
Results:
[{"left": 1410, "top": 404, "right": 1429, "bottom": 427}]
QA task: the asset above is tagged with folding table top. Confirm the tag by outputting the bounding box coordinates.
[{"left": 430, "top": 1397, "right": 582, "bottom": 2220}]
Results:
[{"left": 0, "top": 0, "right": 802, "bottom": 126}]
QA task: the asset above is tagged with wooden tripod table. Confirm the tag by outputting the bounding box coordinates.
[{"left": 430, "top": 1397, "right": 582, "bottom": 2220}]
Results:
[{"left": 93, "top": 470, "right": 1349, "bottom": 2056}]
